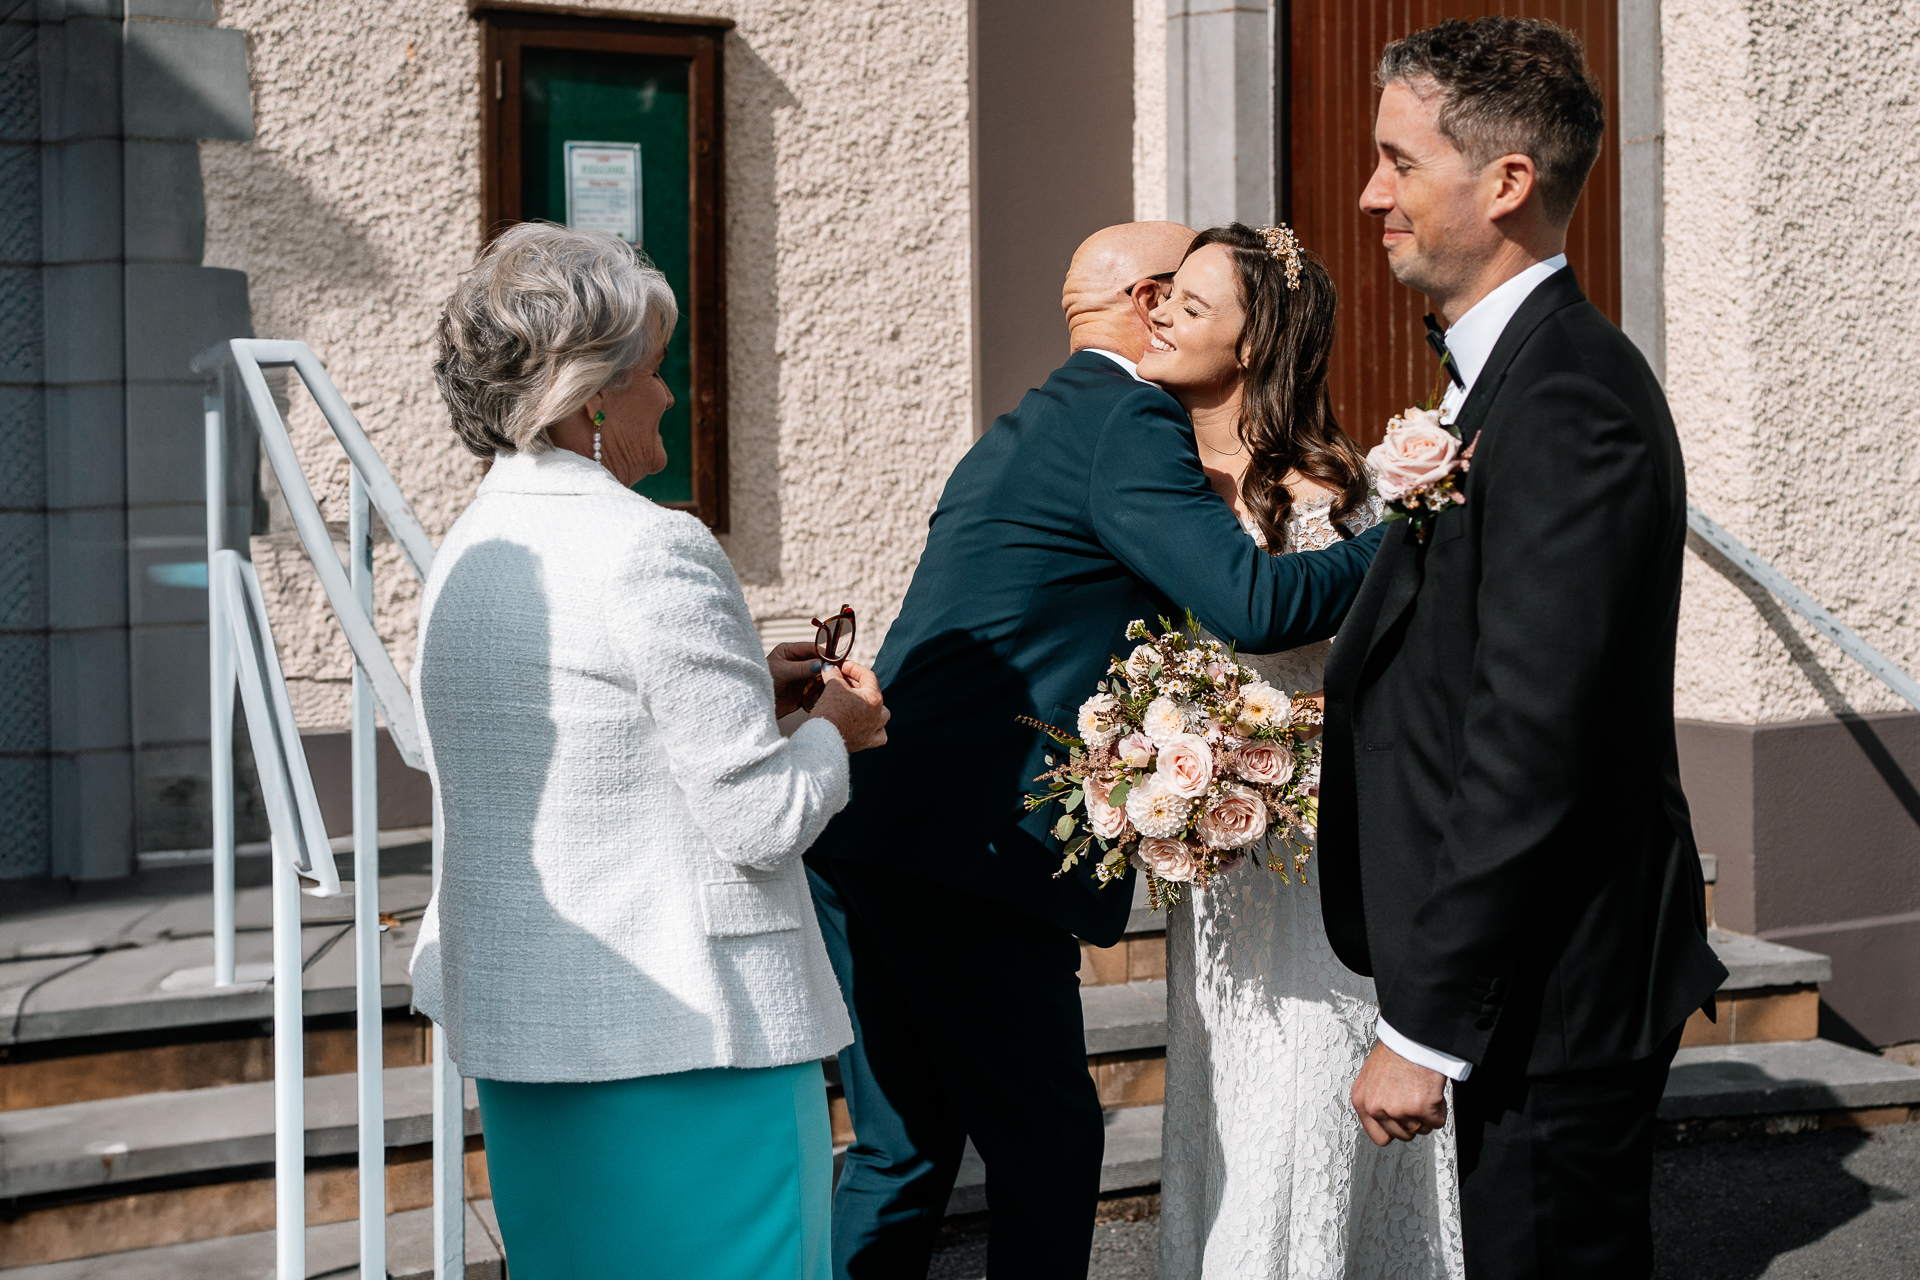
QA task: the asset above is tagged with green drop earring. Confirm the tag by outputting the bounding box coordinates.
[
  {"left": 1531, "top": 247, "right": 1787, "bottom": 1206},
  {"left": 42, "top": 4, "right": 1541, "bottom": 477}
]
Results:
[{"left": 591, "top": 410, "right": 605, "bottom": 465}]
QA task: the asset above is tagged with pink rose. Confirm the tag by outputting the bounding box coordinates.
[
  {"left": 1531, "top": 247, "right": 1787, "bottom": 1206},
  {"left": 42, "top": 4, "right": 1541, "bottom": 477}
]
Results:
[
  {"left": 1230, "top": 740, "right": 1295, "bottom": 787},
  {"left": 1135, "top": 836, "right": 1199, "bottom": 883},
  {"left": 1367, "top": 409, "right": 1459, "bottom": 501},
  {"left": 1115, "top": 732, "right": 1156, "bottom": 769},
  {"left": 1194, "top": 783, "right": 1269, "bottom": 850},
  {"left": 1154, "top": 733, "right": 1214, "bottom": 799},
  {"left": 1087, "top": 777, "right": 1132, "bottom": 840}
]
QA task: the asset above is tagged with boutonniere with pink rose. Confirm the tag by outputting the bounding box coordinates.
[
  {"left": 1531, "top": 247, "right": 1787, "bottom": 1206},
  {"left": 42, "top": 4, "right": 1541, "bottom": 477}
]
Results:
[{"left": 1366, "top": 406, "right": 1476, "bottom": 542}]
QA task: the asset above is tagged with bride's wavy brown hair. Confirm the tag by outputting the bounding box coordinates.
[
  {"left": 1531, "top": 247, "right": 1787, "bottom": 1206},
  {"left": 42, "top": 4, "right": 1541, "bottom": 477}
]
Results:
[{"left": 1183, "top": 224, "right": 1369, "bottom": 550}]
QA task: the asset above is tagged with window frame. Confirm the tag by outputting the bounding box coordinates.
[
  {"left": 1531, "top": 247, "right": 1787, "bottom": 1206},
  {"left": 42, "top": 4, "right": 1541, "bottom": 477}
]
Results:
[{"left": 475, "top": 2, "right": 732, "bottom": 530}]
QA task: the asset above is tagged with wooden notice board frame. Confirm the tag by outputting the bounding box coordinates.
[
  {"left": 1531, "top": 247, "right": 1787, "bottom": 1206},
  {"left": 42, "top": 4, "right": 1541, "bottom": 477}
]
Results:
[{"left": 475, "top": 3, "right": 731, "bottom": 530}]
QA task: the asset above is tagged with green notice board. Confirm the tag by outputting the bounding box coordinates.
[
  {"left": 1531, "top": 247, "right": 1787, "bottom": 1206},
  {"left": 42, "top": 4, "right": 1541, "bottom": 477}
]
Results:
[{"left": 521, "top": 47, "right": 693, "bottom": 506}]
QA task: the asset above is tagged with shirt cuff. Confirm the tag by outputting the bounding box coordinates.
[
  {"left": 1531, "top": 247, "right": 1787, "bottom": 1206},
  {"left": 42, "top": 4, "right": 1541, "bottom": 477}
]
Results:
[{"left": 1376, "top": 1018, "right": 1474, "bottom": 1081}]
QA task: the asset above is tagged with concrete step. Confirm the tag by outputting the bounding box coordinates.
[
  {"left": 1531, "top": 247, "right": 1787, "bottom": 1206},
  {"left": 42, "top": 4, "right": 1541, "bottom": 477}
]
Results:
[
  {"left": 0, "top": 1198, "right": 504, "bottom": 1279},
  {"left": 1081, "top": 981, "right": 1167, "bottom": 1055},
  {"left": 1708, "top": 927, "right": 1830, "bottom": 988},
  {"left": 0, "top": 875, "right": 431, "bottom": 1047},
  {"left": 0, "top": 1067, "right": 480, "bottom": 1200},
  {"left": 1660, "top": 1039, "right": 1920, "bottom": 1123},
  {"left": 946, "top": 1040, "right": 1920, "bottom": 1217}
]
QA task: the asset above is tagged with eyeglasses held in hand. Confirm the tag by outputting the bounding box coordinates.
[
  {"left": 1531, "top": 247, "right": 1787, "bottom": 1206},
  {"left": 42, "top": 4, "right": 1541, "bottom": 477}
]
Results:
[{"left": 800, "top": 605, "right": 856, "bottom": 711}]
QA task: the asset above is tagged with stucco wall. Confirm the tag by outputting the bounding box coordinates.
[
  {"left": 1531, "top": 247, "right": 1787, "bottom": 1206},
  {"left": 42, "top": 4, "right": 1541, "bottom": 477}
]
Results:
[
  {"left": 203, "top": 0, "right": 974, "bottom": 730},
  {"left": 1664, "top": 0, "right": 1920, "bottom": 724}
]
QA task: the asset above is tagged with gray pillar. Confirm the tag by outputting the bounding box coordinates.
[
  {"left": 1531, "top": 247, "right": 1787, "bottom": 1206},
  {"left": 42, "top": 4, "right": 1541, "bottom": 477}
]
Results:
[
  {"left": 0, "top": 2, "right": 53, "bottom": 878},
  {"left": 1166, "top": 0, "right": 1275, "bottom": 230},
  {"left": 1618, "top": 0, "right": 1665, "bottom": 382},
  {"left": 6, "top": 0, "right": 254, "bottom": 880}
]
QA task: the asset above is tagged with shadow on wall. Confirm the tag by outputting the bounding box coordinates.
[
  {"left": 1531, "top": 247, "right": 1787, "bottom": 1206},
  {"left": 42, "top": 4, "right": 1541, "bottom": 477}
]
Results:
[
  {"left": 202, "top": 144, "right": 391, "bottom": 309},
  {"left": 1692, "top": 533, "right": 1920, "bottom": 833},
  {"left": 713, "top": 36, "right": 797, "bottom": 587}
]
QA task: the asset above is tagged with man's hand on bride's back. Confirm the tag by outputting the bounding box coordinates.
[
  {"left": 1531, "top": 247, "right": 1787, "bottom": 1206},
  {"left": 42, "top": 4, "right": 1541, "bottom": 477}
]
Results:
[{"left": 814, "top": 661, "right": 891, "bottom": 752}]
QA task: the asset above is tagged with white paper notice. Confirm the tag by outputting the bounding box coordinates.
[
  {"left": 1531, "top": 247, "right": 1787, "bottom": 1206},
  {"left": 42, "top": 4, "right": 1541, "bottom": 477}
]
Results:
[{"left": 564, "top": 141, "right": 642, "bottom": 244}]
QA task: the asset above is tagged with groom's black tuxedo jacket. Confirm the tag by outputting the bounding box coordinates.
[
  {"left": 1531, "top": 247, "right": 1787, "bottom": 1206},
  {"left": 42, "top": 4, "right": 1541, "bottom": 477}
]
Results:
[
  {"left": 813, "top": 350, "right": 1381, "bottom": 946},
  {"left": 1320, "top": 269, "right": 1727, "bottom": 1077}
]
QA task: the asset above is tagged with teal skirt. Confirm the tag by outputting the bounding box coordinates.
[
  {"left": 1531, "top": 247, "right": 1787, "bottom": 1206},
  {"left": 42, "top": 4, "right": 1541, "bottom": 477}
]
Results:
[{"left": 476, "top": 1060, "right": 831, "bottom": 1280}]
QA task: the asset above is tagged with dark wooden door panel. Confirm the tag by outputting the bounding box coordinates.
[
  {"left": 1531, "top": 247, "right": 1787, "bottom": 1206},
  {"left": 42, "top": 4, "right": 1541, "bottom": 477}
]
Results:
[{"left": 1287, "top": 1, "right": 1619, "bottom": 447}]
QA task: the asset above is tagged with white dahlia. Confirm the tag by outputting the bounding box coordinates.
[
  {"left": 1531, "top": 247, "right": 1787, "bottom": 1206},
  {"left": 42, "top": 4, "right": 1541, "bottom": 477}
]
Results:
[
  {"left": 1125, "top": 777, "right": 1192, "bottom": 839},
  {"left": 1142, "top": 696, "right": 1195, "bottom": 745},
  {"left": 1077, "top": 693, "right": 1122, "bottom": 749},
  {"left": 1236, "top": 681, "right": 1286, "bottom": 731}
]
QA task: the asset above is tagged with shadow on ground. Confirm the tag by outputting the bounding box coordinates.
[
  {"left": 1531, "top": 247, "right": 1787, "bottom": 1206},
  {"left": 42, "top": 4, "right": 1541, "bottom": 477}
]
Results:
[
  {"left": 927, "top": 1125, "right": 1920, "bottom": 1279},
  {"left": 1652, "top": 1124, "right": 1918, "bottom": 1279}
]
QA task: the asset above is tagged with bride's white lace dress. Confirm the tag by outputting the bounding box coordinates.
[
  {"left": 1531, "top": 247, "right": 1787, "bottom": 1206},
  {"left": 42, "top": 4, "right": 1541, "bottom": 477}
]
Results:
[{"left": 1158, "top": 494, "right": 1466, "bottom": 1280}]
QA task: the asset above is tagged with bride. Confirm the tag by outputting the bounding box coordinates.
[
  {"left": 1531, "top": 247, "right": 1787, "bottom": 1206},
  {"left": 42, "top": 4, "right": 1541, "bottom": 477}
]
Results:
[{"left": 1135, "top": 224, "right": 1465, "bottom": 1279}]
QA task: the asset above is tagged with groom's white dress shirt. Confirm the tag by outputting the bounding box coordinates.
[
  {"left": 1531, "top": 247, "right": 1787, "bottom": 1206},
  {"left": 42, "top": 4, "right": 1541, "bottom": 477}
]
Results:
[
  {"left": 1435, "top": 254, "right": 1568, "bottom": 426},
  {"left": 1375, "top": 252, "right": 1567, "bottom": 1083}
]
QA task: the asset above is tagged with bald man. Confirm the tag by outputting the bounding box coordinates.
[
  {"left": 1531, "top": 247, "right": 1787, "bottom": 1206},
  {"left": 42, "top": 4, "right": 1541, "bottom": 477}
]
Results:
[{"left": 805, "top": 223, "right": 1383, "bottom": 1279}]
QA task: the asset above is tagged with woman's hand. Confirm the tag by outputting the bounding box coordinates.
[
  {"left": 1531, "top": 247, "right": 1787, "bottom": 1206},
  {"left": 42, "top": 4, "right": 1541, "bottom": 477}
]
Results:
[
  {"left": 768, "top": 642, "right": 821, "bottom": 719},
  {"left": 813, "top": 661, "right": 890, "bottom": 752}
]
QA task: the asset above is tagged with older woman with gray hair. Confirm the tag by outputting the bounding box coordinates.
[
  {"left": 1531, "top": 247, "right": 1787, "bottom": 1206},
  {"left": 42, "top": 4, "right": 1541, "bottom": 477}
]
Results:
[{"left": 410, "top": 222, "right": 888, "bottom": 1280}]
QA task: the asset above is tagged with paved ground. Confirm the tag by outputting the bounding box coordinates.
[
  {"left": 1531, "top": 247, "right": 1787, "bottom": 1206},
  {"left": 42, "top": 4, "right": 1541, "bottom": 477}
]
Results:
[
  {"left": 1651, "top": 1122, "right": 1920, "bottom": 1279},
  {"left": 927, "top": 1123, "right": 1920, "bottom": 1279},
  {"left": 929, "top": 1218, "right": 1159, "bottom": 1280}
]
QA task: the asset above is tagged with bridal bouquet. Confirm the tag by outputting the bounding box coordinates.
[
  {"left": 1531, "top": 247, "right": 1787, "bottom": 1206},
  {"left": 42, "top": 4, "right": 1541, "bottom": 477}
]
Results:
[{"left": 1021, "top": 615, "right": 1323, "bottom": 909}]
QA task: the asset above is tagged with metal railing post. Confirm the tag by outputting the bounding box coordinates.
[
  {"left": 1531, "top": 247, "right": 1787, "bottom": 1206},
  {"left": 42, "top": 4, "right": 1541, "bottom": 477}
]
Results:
[
  {"left": 350, "top": 468, "right": 387, "bottom": 1276},
  {"left": 271, "top": 843, "right": 307, "bottom": 1280},
  {"left": 195, "top": 337, "right": 453, "bottom": 1280},
  {"left": 204, "top": 381, "right": 236, "bottom": 987}
]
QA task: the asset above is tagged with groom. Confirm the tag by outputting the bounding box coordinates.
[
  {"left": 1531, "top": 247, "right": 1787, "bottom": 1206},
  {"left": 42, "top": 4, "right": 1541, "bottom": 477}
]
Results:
[
  {"left": 807, "top": 221, "right": 1383, "bottom": 1278},
  {"left": 1320, "top": 18, "right": 1727, "bottom": 1279}
]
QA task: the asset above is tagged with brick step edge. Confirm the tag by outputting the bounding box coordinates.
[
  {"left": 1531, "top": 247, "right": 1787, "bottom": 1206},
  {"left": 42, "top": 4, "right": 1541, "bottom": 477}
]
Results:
[
  {"left": 0, "top": 1198, "right": 504, "bottom": 1280},
  {"left": 0, "top": 1068, "right": 481, "bottom": 1200}
]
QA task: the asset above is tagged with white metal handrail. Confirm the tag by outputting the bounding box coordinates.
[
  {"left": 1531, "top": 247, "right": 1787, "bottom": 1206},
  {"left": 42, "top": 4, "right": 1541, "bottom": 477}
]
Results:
[
  {"left": 194, "top": 338, "right": 462, "bottom": 1280},
  {"left": 1686, "top": 503, "right": 1920, "bottom": 713}
]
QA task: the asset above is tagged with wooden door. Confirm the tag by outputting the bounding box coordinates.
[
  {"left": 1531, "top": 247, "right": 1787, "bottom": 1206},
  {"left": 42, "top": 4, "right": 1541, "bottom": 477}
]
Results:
[{"left": 1286, "top": 2, "right": 1620, "bottom": 448}]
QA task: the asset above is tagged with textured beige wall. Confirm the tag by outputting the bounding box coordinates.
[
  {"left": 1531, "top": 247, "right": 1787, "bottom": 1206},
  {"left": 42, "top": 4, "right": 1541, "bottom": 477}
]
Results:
[
  {"left": 1665, "top": 0, "right": 1920, "bottom": 724},
  {"left": 203, "top": 0, "right": 974, "bottom": 730}
]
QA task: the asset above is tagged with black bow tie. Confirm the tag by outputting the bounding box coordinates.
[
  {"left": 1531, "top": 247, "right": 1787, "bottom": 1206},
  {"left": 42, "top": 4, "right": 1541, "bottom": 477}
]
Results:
[{"left": 1424, "top": 314, "right": 1467, "bottom": 390}]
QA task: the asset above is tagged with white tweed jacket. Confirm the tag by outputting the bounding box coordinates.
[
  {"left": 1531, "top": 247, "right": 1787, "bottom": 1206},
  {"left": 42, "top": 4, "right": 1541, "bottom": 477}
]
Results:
[{"left": 408, "top": 447, "right": 854, "bottom": 1082}]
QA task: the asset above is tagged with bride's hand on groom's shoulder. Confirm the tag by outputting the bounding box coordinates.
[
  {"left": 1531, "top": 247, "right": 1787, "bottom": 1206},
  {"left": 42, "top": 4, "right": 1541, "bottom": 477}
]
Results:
[{"left": 1351, "top": 1041, "right": 1448, "bottom": 1147}]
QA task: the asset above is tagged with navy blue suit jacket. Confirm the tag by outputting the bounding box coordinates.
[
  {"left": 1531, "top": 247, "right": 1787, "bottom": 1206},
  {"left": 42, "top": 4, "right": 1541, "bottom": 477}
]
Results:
[{"left": 811, "top": 351, "right": 1382, "bottom": 945}]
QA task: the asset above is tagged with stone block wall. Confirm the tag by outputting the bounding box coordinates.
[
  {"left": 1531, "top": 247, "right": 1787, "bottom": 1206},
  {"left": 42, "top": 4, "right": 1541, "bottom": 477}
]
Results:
[
  {"left": 0, "top": 2, "right": 51, "bottom": 880},
  {"left": 0, "top": 0, "right": 257, "bottom": 879}
]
